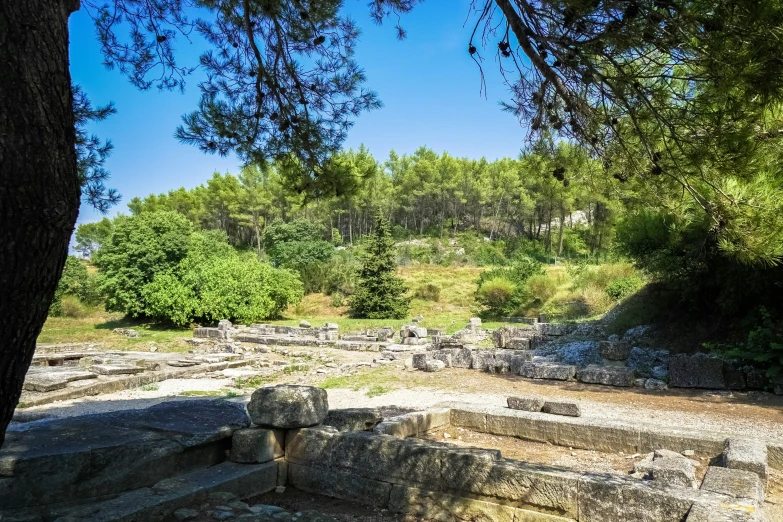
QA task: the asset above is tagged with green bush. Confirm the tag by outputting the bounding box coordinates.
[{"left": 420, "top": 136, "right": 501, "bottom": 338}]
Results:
[
  {"left": 474, "top": 241, "right": 508, "bottom": 266},
  {"left": 707, "top": 307, "right": 783, "bottom": 379},
  {"left": 60, "top": 295, "right": 88, "bottom": 318},
  {"left": 476, "top": 277, "right": 516, "bottom": 316},
  {"left": 261, "top": 219, "right": 333, "bottom": 292},
  {"left": 414, "top": 283, "right": 441, "bottom": 302},
  {"left": 525, "top": 273, "right": 559, "bottom": 303},
  {"left": 49, "top": 256, "right": 101, "bottom": 316},
  {"left": 606, "top": 276, "right": 644, "bottom": 301}
]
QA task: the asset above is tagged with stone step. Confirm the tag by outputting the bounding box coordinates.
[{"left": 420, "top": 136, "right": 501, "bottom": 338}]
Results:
[
  {"left": 577, "top": 365, "right": 636, "bottom": 387},
  {"left": 519, "top": 362, "right": 576, "bottom": 381}
]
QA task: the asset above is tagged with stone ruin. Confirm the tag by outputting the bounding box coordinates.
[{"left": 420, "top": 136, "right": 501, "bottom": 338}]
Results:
[{"left": 1, "top": 385, "right": 774, "bottom": 521}]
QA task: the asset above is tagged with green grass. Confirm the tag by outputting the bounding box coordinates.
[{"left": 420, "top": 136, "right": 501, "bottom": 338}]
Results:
[
  {"left": 365, "top": 384, "right": 393, "bottom": 398},
  {"left": 140, "top": 383, "right": 159, "bottom": 392},
  {"left": 178, "top": 389, "right": 239, "bottom": 397},
  {"left": 233, "top": 375, "right": 275, "bottom": 389}
]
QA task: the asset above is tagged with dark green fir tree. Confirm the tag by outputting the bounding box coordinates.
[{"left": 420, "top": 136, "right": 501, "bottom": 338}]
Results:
[{"left": 349, "top": 212, "right": 410, "bottom": 319}]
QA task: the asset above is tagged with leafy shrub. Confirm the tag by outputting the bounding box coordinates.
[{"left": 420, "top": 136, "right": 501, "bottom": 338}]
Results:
[
  {"left": 261, "top": 220, "right": 334, "bottom": 293},
  {"left": 60, "top": 295, "right": 88, "bottom": 318},
  {"left": 707, "top": 307, "right": 783, "bottom": 378},
  {"left": 49, "top": 256, "right": 101, "bottom": 316},
  {"left": 414, "top": 283, "right": 441, "bottom": 302},
  {"left": 350, "top": 213, "right": 410, "bottom": 319},
  {"left": 476, "top": 277, "right": 516, "bottom": 316},
  {"left": 474, "top": 241, "right": 508, "bottom": 266},
  {"left": 606, "top": 276, "right": 644, "bottom": 301}
]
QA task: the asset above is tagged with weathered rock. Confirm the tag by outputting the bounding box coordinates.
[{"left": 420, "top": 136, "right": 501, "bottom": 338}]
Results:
[
  {"left": 323, "top": 408, "right": 383, "bottom": 432},
  {"left": 541, "top": 401, "right": 581, "bottom": 417},
  {"left": 450, "top": 348, "right": 473, "bottom": 368},
  {"left": 468, "top": 317, "right": 482, "bottom": 328},
  {"left": 194, "top": 327, "right": 228, "bottom": 340},
  {"left": 486, "top": 359, "right": 509, "bottom": 374},
  {"left": 506, "top": 396, "right": 544, "bottom": 412},
  {"left": 724, "top": 365, "right": 747, "bottom": 390},
  {"left": 669, "top": 354, "right": 726, "bottom": 389},
  {"left": 470, "top": 351, "right": 494, "bottom": 370},
  {"left": 506, "top": 338, "right": 530, "bottom": 350},
  {"left": 744, "top": 368, "right": 767, "bottom": 390},
  {"left": 519, "top": 362, "right": 576, "bottom": 381},
  {"left": 625, "top": 346, "right": 670, "bottom": 378},
  {"left": 650, "top": 457, "right": 697, "bottom": 488},
  {"left": 299, "top": 320, "right": 311, "bottom": 328},
  {"left": 508, "top": 354, "right": 533, "bottom": 374},
  {"left": 634, "top": 378, "right": 647, "bottom": 387},
  {"left": 685, "top": 500, "right": 762, "bottom": 522},
  {"left": 577, "top": 365, "right": 635, "bottom": 387},
  {"left": 247, "top": 385, "right": 328, "bottom": 429},
  {"left": 645, "top": 378, "right": 668, "bottom": 390},
  {"left": 700, "top": 466, "right": 764, "bottom": 503},
  {"left": 430, "top": 351, "right": 452, "bottom": 368},
  {"left": 89, "top": 364, "right": 145, "bottom": 375},
  {"left": 217, "top": 319, "right": 232, "bottom": 331},
  {"left": 22, "top": 369, "right": 97, "bottom": 392},
  {"left": 411, "top": 353, "right": 428, "bottom": 370},
  {"left": 389, "top": 485, "right": 515, "bottom": 522},
  {"left": 424, "top": 360, "right": 446, "bottom": 372},
  {"left": 112, "top": 328, "right": 139, "bottom": 338},
  {"left": 230, "top": 428, "right": 284, "bottom": 463},
  {"left": 600, "top": 340, "right": 631, "bottom": 361},
  {"left": 723, "top": 438, "right": 768, "bottom": 485}
]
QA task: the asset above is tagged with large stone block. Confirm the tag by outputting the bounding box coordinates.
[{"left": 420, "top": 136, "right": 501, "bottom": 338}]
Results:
[
  {"left": 519, "top": 363, "right": 576, "bottom": 381},
  {"left": 331, "top": 431, "right": 442, "bottom": 487},
  {"left": 230, "top": 428, "right": 284, "bottom": 464},
  {"left": 599, "top": 340, "right": 631, "bottom": 361},
  {"left": 507, "top": 338, "right": 531, "bottom": 350},
  {"left": 639, "top": 427, "right": 724, "bottom": 456},
  {"left": 439, "top": 446, "right": 501, "bottom": 492},
  {"left": 389, "top": 485, "right": 515, "bottom": 522},
  {"left": 542, "top": 401, "right": 581, "bottom": 417},
  {"left": 577, "top": 365, "right": 635, "bottom": 387},
  {"left": 700, "top": 466, "right": 764, "bottom": 504},
  {"left": 288, "top": 463, "right": 392, "bottom": 507},
  {"left": 481, "top": 461, "right": 580, "bottom": 518},
  {"left": 685, "top": 500, "right": 762, "bottom": 522},
  {"left": 411, "top": 353, "right": 428, "bottom": 369},
  {"left": 323, "top": 408, "right": 383, "bottom": 432},
  {"left": 509, "top": 354, "right": 534, "bottom": 374},
  {"left": 507, "top": 396, "right": 545, "bottom": 412},
  {"left": 430, "top": 351, "right": 452, "bottom": 367},
  {"left": 247, "top": 385, "right": 328, "bottom": 428},
  {"left": 284, "top": 426, "right": 339, "bottom": 466},
  {"left": 23, "top": 369, "right": 97, "bottom": 392},
  {"left": 424, "top": 359, "right": 446, "bottom": 372},
  {"left": 577, "top": 473, "right": 695, "bottom": 522},
  {"left": 724, "top": 439, "right": 768, "bottom": 485},
  {"left": 451, "top": 348, "right": 473, "bottom": 368},
  {"left": 669, "top": 355, "right": 726, "bottom": 389},
  {"left": 470, "top": 351, "right": 495, "bottom": 370},
  {"left": 650, "top": 457, "right": 697, "bottom": 489}
]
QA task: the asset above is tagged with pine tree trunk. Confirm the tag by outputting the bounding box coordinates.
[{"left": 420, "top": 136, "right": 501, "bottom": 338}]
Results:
[
  {"left": 0, "top": 0, "right": 80, "bottom": 447},
  {"left": 557, "top": 202, "right": 566, "bottom": 256}
]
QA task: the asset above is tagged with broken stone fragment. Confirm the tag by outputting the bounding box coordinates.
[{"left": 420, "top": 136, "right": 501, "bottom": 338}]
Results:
[
  {"left": 323, "top": 408, "right": 383, "bottom": 432},
  {"left": 299, "top": 319, "right": 311, "bottom": 328},
  {"left": 650, "top": 457, "right": 697, "bottom": 488},
  {"left": 723, "top": 438, "right": 768, "bottom": 486},
  {"left": 700, "top": 466, "right": 765, "bottom": 503},
  {"left": 230, "top": 427, "right": 284, "bottom": 464},
  {"left": 506, "top": 396, "right": 545, "bottom": 412},
  {"left": 600, "top": 340, "right": 631, "bottom": 361},
  {"left": 541, "top": 401, "right": 581, "bottom": 417},
  {"left": 424, "top": 360, "right": 446, "bottom": 372},
  {"left": 412, "top": 353, "right": 428, "bottom": 369},
  {"left": 247, "top": 385, "right": 328, "bottom": 428}
]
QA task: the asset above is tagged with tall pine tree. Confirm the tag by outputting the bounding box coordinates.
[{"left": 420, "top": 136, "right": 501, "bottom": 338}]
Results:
[{"left": 349, "top": 212, "right": 410, "bottom": 319}]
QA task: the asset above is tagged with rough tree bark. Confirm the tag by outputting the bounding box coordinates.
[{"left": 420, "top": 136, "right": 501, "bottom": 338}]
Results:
[{"left": 0, "top": 0, "right": 80, "bottom": 447}]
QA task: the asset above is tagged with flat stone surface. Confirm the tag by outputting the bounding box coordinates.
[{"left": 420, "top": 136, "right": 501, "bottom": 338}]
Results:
[
  {"left": 247, "top": 385, "right": 328, "bottom": 429},
  {"left": 650, "top": 457, "right": 696, "bottom": 489},
  {"left": 669, "top": 354, "right": 726, "bottom": 389},
  {"left": 519, "top": 362, "right": 576, "bottom": 381},
  {"left": 577, "top": 365, "right": 635, "bottom": 387},
  {"left": 507, "top": 396, "right": 544, "bottom": 412},
  {"left": 541, "top": 401, "right": 581, "bottom": 417},
  {"left": 0, "top": 400, "right": 249, "bottom": 509},
  {"left": 323, "top": 408, "right": 383, "bottom": 432},
  {"left": 89, "top": 364, "right": 145, "bottom": 375},
  {"left": 685, "top": 500, "right": 761, "bottom": 522},
  {"left": 724, "top": 438, "right": 768, "bottom": 484},
  {"left": 22, "top": 369, "right": 97, "bottom": 392},
  {"left": 700, "top": 466, "right": 764, "bottom": 503}
]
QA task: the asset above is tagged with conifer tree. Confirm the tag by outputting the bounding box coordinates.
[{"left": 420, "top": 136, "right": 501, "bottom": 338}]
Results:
[{"left": 349, "top": 212, "right": 410, "bottom": 319}]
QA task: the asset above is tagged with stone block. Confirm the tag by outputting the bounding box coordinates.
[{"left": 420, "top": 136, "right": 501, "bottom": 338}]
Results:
[
  {"left": 22, "top": 370, "right": 97, "bottom": 392},
  {"left": 577, "top": 473, "right": 695, "bottom": 522},
  {"left": 424, "top": 360, "right": 446, "bottom": 372},
  {"left": 323, "top": 408, "right": 383, "bottom": 432},
  {"left": 577, "top": 365, "right": 635, "bottom": 387},
  {"left": 288, "top": 463, "right": 391, "bottom": 507},
  {"left": 450, "top": 407, "right": 487, "bottom": 432},
  {"left": 284, "top": 426, "right": 338, "bottom": 466},
  {"left": 507, "top": 396, "right": 545, "bottom": 412},
  {"left": 519, "top": 362, "right": 576, "bottom": 381},
  {"left": 542, "top": 401, "right": 581, "bottom": 417},
  {"left": 645, "top": 378, "right": 668, "bottom": 390},
  {"left": 723, "top": 439, "right": 768, "bottom": 485},
  {"left": 276, "top": 458, "right": 288, "bottom": 486},
  {"left": 331, "top": 431, "right": 442, "bottom": 487},
  {"left": 700, "top": 466, "right": 764, "bottom": 503},
  {"left": 388, "top": 485, "right": 515, "bottom": 522},
  {"left": 413, "top": 409, "right": 451, "bottom": 434},
  {"left": 600, "top": 340, "right": 631, "bottom": 361},
  {"left": 507, "top": 337, "right": 531, "bottom": 350},
  {"left": 411, "top": 353, "right": 428, "bottom": 370},
  {"left": 650, "top": 457, "right": 696, "bottom": 489},
  {"left": 451, "top": 348, "right": 473, "bottom": 368},
  {"left": 639, "top": 427, "right": 724, "bottom": 456},
  {"left": 230, "top": 428, "right": 284, "bottom": 464},
  {"left": 89, "top": 364, "right": 144, "bottom": 376},
  {"left": 724, "top": 365, "right": 747, "bottom": 390},
  {"left": 430, "top": 351, "right": 452, "bottom": 367},
  {"left": 555, "top": 421, "right": 639, "bottom": 454},
  {"left": 193, "top": 327, "right": 227, "bottom": 340},
  {"left": 439, "top": 446, "right": 501, "bottom": 492},
  {"left": 486, "top": 410, "right": 559, "bottom": 444},
  {"left": 685, "top": 500, "right": 762, "bottom": 522},
  {"left": 744, "top": 368, "right": 767, "bottom": 390},
  {"left": 470, "top": 351, "right": 494, "bottom": 370},
  {"left": 247, "top": 385, "right": 328, "bottom": 428},
  {"left": 509, "top": 354, "right": 534, "bottom": 374},
  {"left": 669, "top": 355, "right": 726, "bottom": 389},
  {"left": 486, "top": 359, "right": 509, "bottom": 374}
]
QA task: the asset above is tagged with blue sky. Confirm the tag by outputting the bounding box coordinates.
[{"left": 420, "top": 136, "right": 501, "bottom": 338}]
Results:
[{"left": 70, "top": 0, "right": 528, "bottom": 224}]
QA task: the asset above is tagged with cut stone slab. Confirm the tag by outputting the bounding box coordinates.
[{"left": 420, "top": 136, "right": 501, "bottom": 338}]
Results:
[
  {"left": 650, "top": 457, "right": 697, "bottom": 489},
  {"left": 247, "top": 385, "right": 328, "bottom": 429},
  {"left": 167, "top": 359, "right": 201, "bottom": 367},
  {"left": 424, "top": 360, "right": 446, "bottom": 372},
  {"left": 669, "top": 354, "right": 726, "bottom": 389},
  {"left": 723, "top": 438, "right": 768, "bottom": 485},
  {"left": 541, "top": 401, "right": 581, "bottom": 417},
  {"left": 230, "top": 428, "right": 284, "bottom": 464},
  {"left": 519, "top": 362, "right": 576, "bottom": 381},
  {"left": 430, "top": 351, "right": 452, "bottom": 367},
  {"left": 23, "top": 369, "right": 97, "bottom": 392},
  {"left": 411, "top": 353, "right": 428, "bottom": 370},
  {"left": 470, "top": 351, "right": 494, "bottom": 370},
  {"left": 645, "top": 378, "right": 668, "bottom": 390},
  {"left": 508, "top": 354, "right": 533, "bottom": 374},
  {"left": 450, "top": 348, "right": 473, "bottom": 368},
  {"left": 323, "top": 408, "right": 383, "bottom": 432},
  {"left": 577, "top": 365, "right": 635, "bottom": 387},
  {"left": 599, "top": 340, "right": 631, "bottom": 361},
  {"left": 506, "top": 396, "right": 544, "bottom": 412},
  {"left": 506, "top": 338, "right": 530, "bottom": 350},
  {"left": 685, "top": 500, "right": 762, "bottom": 522},
  {"left": 700, "top": 466, "right": 764, "bottom": 503},
  {"left": 0, "top": 400, "right": 249, "bottom": 509},
  {"left": 89, "top": 364, "right": 145, "bottom": 375}
]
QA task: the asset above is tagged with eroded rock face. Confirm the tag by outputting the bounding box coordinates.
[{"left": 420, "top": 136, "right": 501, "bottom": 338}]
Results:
[{"left": 247, "top": 385, "right": 328, "bottom": 429}]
